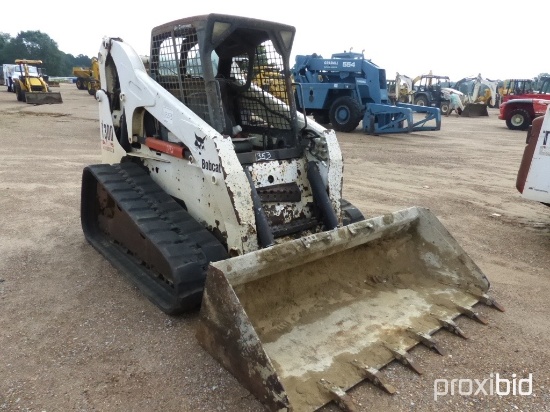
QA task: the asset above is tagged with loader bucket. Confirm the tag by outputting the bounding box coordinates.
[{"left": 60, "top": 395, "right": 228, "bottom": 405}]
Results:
[
  {"left": 196, "top": 207, "right": 502, "bottom": 412},
  {"left": 461, "top": 103, "right": 488, "bottom": 117},
  {"left": 25, "top": 91, "right": 63, "bottom": 105}
]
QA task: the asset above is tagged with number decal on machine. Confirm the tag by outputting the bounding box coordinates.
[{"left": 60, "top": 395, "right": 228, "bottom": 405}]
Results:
[
  {"left": 163, "top": 107, "right": 174, "bottom": 125},
  {"left": 255, "top": 151, "right": 272, "bottom": 162},
  {"left": 101, "top": 121, "right": 115, "bottom": 152}
]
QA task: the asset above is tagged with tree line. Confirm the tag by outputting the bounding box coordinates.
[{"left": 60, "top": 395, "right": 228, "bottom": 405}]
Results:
[{"left": 0, "top": 31, "right": 93, "bottom": 76}]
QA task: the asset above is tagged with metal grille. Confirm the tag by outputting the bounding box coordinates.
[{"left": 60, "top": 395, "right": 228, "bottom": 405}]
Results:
[
  {"left": 230, "top": 40, "right": 292, "bottom": 132},
  {"left": 151, "top": 30, "right": 292, "bottom": 136},
  {"left": 151, "top": 27, "right": 210, "bottom": 122}
]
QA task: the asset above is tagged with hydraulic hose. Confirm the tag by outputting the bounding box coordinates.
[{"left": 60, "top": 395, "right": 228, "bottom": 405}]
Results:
[
  {"left": 307, "top": 161, "right": 338, "bottom": 230},
  {"left": 243, "top": 166, "right": 274, "bottom": 248}
]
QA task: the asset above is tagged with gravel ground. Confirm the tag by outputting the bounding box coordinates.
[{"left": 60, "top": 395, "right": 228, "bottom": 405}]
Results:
[{"left": 0, "top": 83, "right": 549, "bottom": 412}]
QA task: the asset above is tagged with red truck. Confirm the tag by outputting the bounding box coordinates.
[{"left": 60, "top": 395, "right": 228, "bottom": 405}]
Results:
[{"left": 499, "top": 76, "right": 550, "bottom": 130}]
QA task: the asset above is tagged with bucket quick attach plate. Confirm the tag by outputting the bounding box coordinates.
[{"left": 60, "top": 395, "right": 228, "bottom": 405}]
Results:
[
  {"left": 461, "top": 103, "right": 488, "bottom": 117},
  {"left": 196, "top": 206, "right": 503, "bottom": 412},
  {"left": 25, "top": 91, "right": 63, "bottom": 105}
]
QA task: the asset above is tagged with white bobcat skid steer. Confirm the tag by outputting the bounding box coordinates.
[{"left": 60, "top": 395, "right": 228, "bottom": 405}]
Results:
[{"left": 80, "top": 14, "right": 503, "bottom": 412}]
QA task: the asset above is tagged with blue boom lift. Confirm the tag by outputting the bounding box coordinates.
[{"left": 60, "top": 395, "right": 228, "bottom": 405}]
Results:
[{"left": 292, "top": 52, "right": 441, "bottom": 134}]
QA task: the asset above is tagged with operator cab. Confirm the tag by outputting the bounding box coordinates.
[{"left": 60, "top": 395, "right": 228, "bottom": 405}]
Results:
[{"left": 149, "top": 14, "right": 303, "bottom": 164}]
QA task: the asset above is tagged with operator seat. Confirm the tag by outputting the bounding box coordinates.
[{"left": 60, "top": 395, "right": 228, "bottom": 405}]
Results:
[
  {"left": 215, "top": 57, "right": 244, "bottom": 137},
  {"left": 216, "top": 78, "right": 254, "bottom": 154}
]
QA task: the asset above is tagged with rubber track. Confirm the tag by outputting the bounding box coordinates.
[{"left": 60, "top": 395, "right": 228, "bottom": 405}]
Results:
[
  {"left": 81, "top": 161, "right": 228, "bottom": 314},
  {"left": 340, "top": 198, "right": 365, "bottom": 226}
]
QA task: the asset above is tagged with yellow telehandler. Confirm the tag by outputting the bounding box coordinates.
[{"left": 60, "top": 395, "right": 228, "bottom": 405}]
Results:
[
  {"left": 80, "top": 14, "right": 503, "bottom": 411},
  {"left": 13, "top": 59, "right": 63, "bottom": 105}
]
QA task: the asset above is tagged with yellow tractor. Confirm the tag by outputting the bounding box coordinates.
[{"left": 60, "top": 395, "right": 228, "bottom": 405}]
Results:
[
  {"left": 72, "top": 57, "right": 100, "bottom": 96},
  {"left": 13, "top": 59, "right": 63, "bottom": 105}
]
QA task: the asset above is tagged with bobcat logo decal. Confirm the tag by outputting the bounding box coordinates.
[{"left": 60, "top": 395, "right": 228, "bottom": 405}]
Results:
[{"left": 194, "top": 133, "right": 206, "bottom": 153}]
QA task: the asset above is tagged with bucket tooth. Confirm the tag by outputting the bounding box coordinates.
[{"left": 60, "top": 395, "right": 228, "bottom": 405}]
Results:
[
  {"left": 351, "top": 360, "right": 396, "bottom": 394},
  {"left": 455, "top": 304, "right": 489, "bottom": 325},
  {"left": 383, "top": 344, "right": 423, "bottom": 375},
  {"left": 477, "top": 293, "right": 506, "bottom": 312},
  {"left": 407, "top": 328, "right": 447, "bottom": 356},
  {"left": 437, "top": 318, "right": 469, "bottom": 340},
  {"left": 466, "top": 288, "right": 505, "bottom": 312},
  {"left": 317, "top": 379, "right": 359, "bottom": 412}
]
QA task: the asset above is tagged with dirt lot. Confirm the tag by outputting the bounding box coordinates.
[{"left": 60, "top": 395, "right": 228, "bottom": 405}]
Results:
[{"left": 1, "top": 83, "right": 549, "bottom": 412}]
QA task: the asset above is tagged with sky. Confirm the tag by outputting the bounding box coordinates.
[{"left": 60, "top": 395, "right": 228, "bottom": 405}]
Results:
[{"left": 1, "top": 0, "right": 546, "bottom": 82}]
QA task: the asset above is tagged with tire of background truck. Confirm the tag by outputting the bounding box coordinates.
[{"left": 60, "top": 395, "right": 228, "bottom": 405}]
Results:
[
  {"left": 506, "top": 109, "right": 531, "bottom": 131},
  {"left": 313, "top": 112, "right": 330, "bottom": 124},
  {"left": 329, "top": 96, "right": 363, "bottom": 132},
  {"left": 440, "top": 102, "right": 450, "bottom": 113},
  {"left": 15, "top": 84, "right": 24, "bottom": 102},
  {"left": 76, "top": 78, "right": 84, "bottom": 90},
  {"left": 87, "top": 82, "right": 96, "bottom": 96},
  {"left": 340, "top": 198, "right": 365, "bottom": 226},
  {"left": 414, "top": 95, "right": 428, "bottom": 106}
]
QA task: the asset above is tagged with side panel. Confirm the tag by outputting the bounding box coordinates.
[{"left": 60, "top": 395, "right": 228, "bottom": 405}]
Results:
[
  {"left": 516, "top": 117, "right": 542, "bottom": 194},
  {"left": 522, "top": 106, "right": 550, "bottom": 203},
  {"left": 96, "top": 38, "right": 258, "bottom": 255},
  {"left": 296, "top": 83, "right": 332, "bottom": 110}
]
